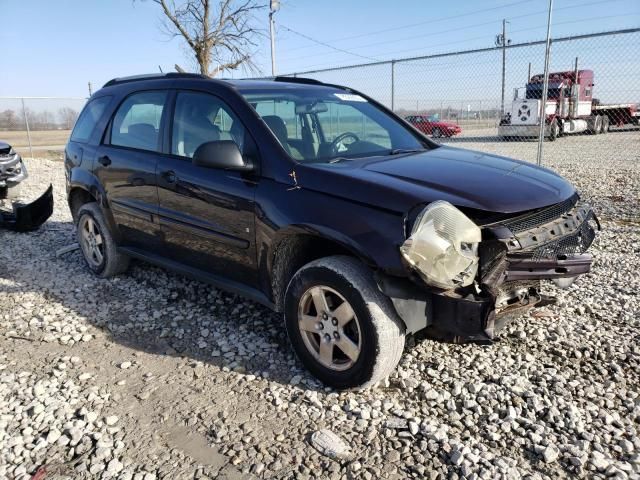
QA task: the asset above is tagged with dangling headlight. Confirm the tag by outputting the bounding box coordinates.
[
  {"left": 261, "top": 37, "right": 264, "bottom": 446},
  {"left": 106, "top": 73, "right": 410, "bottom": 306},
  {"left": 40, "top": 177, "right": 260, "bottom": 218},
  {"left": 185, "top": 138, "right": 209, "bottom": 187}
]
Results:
[{"left": 400, "top": 201, "right": 481, "bottom": 289}]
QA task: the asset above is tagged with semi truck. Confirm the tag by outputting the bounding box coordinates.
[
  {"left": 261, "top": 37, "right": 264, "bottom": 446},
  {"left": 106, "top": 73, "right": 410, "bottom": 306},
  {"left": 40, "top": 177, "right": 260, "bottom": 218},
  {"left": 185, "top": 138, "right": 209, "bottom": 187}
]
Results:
[{"left": 498, "top": 66, "right": 639, "bottom": 141}]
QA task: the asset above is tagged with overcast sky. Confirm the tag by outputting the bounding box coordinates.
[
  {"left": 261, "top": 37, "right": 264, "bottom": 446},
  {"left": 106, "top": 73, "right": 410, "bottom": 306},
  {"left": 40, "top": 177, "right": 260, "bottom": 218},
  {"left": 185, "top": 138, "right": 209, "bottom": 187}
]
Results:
[{"left": 1, "top": 0, "right": 639, "bottom": 107}]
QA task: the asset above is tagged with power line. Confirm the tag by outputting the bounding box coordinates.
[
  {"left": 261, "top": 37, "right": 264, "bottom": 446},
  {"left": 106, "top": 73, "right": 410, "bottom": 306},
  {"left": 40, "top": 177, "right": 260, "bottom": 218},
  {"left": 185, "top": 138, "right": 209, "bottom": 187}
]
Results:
[
  {"left": 281, "top": 27, "right": 639, "bottom": 77},
  {"left": 278, "top": 0, "right": 532, "bottom": 56},
  {"left": 277, "top": 0, "right": 627, "bottom": 60},
  {"left": 278, "top": 19, "right": 500, "bottom": 62},
  {"left": 284, "top": 13, "right": 639, "bottom": 73},
  {"left": 278, "top": 25, "right": 379, "bottom": 62}
]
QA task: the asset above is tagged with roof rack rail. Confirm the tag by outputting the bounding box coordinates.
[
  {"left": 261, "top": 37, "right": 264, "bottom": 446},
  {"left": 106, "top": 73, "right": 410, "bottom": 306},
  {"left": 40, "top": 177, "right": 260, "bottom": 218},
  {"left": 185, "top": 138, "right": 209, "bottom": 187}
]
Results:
[
  {"left": 103, "top": 72, "right": 209, "bottom": 88},
  {"left": 273, "top": 76, "right": 324, "bottom": 85}
]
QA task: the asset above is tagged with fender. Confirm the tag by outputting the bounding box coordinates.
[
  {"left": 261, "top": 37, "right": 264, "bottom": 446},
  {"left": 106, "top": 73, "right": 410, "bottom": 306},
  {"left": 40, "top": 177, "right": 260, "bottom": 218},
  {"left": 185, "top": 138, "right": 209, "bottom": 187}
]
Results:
[
  {"left": 68, "top": 168, "right": 107, "bottom": 207},
  {"left": 68, "top": 168, "right": 122, "bottom": 242},
  {"left": 260, "top": 222, "right": 385, "bottom": 311},
  {"left": 268, "top": 223, "right": 376, "bottom": 273}
]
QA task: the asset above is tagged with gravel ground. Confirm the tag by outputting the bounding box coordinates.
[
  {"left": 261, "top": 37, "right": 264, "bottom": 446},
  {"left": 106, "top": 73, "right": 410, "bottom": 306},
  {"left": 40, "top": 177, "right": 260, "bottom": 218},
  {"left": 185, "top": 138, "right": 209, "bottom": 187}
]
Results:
[{"left": 1, "top": 131, "right": 639, "bottom": 480}]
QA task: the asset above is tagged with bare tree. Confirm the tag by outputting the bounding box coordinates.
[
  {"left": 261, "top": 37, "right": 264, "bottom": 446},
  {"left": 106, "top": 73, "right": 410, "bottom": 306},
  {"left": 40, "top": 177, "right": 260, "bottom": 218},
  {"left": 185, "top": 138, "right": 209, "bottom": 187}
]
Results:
[
  {"left": 147, "top": 0, "right": 265, "bottom": 77},
  {"left": 0, "top": 109, "right": 18, "bottom": 130},
  {"left": 59, "top": 107, "right": 79, "bottom": 130}
]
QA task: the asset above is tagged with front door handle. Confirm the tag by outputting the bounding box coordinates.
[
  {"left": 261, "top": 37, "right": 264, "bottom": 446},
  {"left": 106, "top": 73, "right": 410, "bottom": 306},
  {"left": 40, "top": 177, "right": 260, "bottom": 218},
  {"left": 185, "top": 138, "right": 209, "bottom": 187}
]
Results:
[
  {"left": 162, "top": 170, "right": 177, "bottom": 183},
  {"left": 98, "top": 155, "right": 111, "bottom": 166}
]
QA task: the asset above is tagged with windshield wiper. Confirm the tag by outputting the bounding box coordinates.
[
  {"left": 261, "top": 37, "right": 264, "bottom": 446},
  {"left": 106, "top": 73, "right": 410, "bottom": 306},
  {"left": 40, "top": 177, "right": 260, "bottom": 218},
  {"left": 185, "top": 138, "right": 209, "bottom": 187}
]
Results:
[
  {"left": 328, "top": 157, "right": 350, "bottom": 164},
  {"left": 388, "top": 148, "right": 425, "bottom": 155},
  {"left": 389, "top": 148, "right": 425, "bottom": 155}
]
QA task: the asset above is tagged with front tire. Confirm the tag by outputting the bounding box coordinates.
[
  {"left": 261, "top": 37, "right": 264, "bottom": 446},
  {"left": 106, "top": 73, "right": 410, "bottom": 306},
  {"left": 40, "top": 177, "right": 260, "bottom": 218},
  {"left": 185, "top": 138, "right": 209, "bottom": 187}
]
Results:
[
  {"left": 284, "top": 256, "right": 405, "bottom": 389},
  {"left": 432, "top": 127, "right": 442, "bottom": 138},
  {"left": 76, "top": 203, "right": 129, "bottom": 278}
]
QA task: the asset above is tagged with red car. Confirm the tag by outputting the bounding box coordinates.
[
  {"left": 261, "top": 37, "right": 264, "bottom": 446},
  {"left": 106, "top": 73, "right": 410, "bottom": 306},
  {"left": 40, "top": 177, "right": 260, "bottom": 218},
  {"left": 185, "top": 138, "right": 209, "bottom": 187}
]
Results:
[{"left": 405, "top": 115, "right": 462, "bottom": 138}]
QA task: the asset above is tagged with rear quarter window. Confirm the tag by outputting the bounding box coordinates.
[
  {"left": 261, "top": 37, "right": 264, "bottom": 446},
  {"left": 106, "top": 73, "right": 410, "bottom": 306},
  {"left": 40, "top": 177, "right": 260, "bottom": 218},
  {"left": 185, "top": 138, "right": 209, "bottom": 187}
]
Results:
[{"left": 70, "top": 96, "right": 112, "bottom": 143}]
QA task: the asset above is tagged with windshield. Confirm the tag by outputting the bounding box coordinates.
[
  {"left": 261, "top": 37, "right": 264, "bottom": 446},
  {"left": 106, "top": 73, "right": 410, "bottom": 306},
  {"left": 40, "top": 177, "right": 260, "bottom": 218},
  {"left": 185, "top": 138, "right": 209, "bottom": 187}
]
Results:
[
  {"left": 240, "top": 86, "right": 426, "bottom": 163},
  {"left": 526, "top": 82, "right": 564, "bottom": 100}
]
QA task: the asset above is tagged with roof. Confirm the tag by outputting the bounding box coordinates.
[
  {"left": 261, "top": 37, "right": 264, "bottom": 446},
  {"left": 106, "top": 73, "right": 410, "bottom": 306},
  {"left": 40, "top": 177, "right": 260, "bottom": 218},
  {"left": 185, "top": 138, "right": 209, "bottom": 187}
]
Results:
[
  {"left": 102, "top": 73, "right": 340, "bottom": 91},
  {"left": 102, "top": 73, "right": 210, "bottom": 88}
]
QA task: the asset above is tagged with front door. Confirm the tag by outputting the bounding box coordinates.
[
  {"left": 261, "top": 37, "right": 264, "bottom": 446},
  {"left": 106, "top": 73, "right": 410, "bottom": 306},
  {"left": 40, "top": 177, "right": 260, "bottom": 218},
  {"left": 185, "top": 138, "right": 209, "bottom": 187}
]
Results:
[
  {"left": 96, "top": 90, "right": 169, "bottom": 249},
  {"left": 157, "top": 90, "right": 257, "bottom": 287}
]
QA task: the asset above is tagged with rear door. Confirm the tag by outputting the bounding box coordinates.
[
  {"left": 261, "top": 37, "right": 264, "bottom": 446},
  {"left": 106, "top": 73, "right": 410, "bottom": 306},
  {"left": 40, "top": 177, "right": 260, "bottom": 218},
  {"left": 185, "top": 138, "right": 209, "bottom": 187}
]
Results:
[
  {"left": 156, "top": 89, "right": 258, "bottom": 287},
  {"left": 95, "top": 90, "right": 169, "bottom": 248}
]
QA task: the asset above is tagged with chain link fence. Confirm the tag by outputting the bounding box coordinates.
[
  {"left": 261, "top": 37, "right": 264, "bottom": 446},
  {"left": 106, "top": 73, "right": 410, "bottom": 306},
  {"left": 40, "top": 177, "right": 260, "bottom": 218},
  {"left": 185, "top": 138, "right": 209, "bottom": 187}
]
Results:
[
  {"left": 0, "top": 97, "right": 87, "bottom": 158},
  {"left": 2, "top": 28, "right": 638, "bottom": 164},
  {"left": 280, "top": 28, "right": 640, "bottom": 164}
]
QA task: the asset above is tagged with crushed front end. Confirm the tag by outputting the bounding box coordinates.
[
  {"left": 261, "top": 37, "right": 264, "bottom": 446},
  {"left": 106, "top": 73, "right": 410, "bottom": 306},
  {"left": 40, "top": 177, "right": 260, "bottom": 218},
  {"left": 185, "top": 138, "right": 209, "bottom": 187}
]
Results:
[
  {"left": 0, "top": 141, "right": 28, "bottom": 196},
  {"left": 0, "top": 141, "right": 54, "bottom": 231},
  {"left": 384, "top": 193, "right": 599, "bottom": 343}
]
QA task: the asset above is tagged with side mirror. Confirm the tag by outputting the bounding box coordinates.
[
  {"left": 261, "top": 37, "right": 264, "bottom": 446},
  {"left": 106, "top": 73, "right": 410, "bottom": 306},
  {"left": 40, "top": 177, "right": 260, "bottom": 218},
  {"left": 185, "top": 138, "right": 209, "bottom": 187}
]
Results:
[{"left": 192, "top": 140, "right": 253, "bottom": 171}]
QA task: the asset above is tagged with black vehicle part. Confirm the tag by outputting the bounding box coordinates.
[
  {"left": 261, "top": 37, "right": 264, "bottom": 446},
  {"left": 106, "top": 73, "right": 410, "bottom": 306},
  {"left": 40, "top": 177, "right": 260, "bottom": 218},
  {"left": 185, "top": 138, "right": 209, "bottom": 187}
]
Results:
[
  {"left": 428, "top": 292, "right": 496, "bottom": 343},
  {"left": 379, "top": 272, "right": 552, "bottom": 344},
  {"left": 377, "top": 272, "right": 496, "bottom": 342},
  {"left": 0, "top": 185, "right": 54, "bottom": 232},
  {"left": 499, "top": 193, "right": 579, "bottom": 234},
  {"left": 504, "top": 253, "right": 592, "bottom": 282}
]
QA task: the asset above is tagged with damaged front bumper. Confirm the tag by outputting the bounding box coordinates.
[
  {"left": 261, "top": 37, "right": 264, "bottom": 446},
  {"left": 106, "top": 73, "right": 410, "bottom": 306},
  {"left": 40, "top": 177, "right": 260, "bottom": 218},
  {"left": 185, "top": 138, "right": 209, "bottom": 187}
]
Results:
[
  {"left": 382, "top": 199, "right": 599, "bottom": 343},
  {"left": 0, "top": 151, "right": 28, "bottom": 192},
  {"left": 0, "top": 184, "right": 54, "bottom": 231}
]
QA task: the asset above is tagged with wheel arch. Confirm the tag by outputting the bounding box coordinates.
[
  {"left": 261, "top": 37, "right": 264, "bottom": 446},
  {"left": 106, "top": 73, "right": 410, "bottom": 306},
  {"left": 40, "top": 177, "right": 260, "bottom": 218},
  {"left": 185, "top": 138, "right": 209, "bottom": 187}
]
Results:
[
  {"left": 267, "top": 226, "right": 376, "bottom": 312},
  {"left": 68, "top": 167, "right": 110, "bottom": 215},
  {"left": 68, "top": 168, "right": 122, "bottom": 243},
  {"left": 68, "top": 186, "right": 96, "bottom": 223}
]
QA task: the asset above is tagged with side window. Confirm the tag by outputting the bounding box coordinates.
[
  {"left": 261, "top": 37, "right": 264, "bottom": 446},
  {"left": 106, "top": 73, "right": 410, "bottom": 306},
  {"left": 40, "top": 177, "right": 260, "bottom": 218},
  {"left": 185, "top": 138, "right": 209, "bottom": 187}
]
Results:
[
  {"left": 172, "top": 91, "right": 246, "bottom": 158},
  {"left": 70, "top": 96, "right": 111, "bottom": 143},
  {"left": 254, "top": 100, "right": 301, "bottom": 140},
  {"left": 110, "top": 91, "right": 167, "bottom": 152}
]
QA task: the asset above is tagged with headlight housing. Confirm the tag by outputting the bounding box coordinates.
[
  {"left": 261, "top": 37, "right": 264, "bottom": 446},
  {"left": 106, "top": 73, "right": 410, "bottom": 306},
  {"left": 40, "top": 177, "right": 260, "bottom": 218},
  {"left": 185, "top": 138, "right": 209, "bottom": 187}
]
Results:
[{"left": 400, "top": 201, "right": 481, "bottom": 289}]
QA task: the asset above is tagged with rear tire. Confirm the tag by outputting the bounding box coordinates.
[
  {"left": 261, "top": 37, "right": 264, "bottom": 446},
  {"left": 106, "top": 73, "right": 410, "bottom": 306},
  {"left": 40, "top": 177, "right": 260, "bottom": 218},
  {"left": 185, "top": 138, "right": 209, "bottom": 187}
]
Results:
[
  {"left": 548, "top": 120, "right": 559, "bottom": 142},
  {"left": 284, "top": 256, "right": 405, "bottom": 389},
  {"left": 600, "top": 116, "right": 609, "bottom": 134},
  {"left": 432, "top": 128, "right": 442, "bottom": 138},
  {"left": 76, "top": 203, "right": 129, "bottom": 278}
]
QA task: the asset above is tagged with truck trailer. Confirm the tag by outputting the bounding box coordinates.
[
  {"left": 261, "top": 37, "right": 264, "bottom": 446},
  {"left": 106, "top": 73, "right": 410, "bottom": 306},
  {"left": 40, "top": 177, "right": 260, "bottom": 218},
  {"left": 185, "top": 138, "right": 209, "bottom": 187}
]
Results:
[{"left": 498, "top": 66, "right": 638, "bottom": 141}]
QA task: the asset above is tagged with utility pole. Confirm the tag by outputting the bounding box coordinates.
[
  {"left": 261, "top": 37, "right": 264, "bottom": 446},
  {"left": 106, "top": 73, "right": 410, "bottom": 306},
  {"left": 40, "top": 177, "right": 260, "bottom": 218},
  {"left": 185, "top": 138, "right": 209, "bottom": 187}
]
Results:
[
  {"left": 496, "top": 19, "right": 511, "bottom": 115},
  {"left": 269, "top": 0, "right": 280, "bottom": 76},
  {"left": 88, "top": 82, "right": 93, "bottom": 97}
]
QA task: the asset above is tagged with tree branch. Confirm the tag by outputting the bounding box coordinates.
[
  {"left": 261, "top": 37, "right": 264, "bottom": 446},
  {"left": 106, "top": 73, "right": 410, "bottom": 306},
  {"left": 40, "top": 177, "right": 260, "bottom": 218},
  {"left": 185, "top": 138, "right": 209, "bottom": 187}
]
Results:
[
  {"left": 146, "top": 0, "right": 265, "bottom": 77},
  {"left": 152, "top": 0, "right": 197, "bottom": 49}
]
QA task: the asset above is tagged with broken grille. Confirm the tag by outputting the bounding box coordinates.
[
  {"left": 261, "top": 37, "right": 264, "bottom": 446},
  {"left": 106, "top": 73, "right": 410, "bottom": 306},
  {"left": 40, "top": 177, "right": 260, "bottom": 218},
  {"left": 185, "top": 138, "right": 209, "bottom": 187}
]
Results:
[
  {"left": 530, "top": 213, "right": 597, "bottom": 261},
  {"left": 501, "top": 193, "right": 580, "bottom": 234}
]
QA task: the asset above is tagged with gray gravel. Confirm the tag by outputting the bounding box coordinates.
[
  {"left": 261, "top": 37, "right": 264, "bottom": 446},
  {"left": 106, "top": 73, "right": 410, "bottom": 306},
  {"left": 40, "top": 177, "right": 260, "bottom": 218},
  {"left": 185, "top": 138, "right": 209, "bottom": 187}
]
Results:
[{"left": 1, "top": 130, "right": 639, "bottom": 479}]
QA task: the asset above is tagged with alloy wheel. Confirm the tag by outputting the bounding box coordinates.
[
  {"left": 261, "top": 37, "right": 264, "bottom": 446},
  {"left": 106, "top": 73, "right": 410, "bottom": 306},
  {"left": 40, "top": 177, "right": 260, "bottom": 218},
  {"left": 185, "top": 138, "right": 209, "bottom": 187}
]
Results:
[
  {"left": 79, "top": 215, "right": 104, "bottom": 268},
  {"left": 297, "top": 285, "right": 362, "bottom": 371}
]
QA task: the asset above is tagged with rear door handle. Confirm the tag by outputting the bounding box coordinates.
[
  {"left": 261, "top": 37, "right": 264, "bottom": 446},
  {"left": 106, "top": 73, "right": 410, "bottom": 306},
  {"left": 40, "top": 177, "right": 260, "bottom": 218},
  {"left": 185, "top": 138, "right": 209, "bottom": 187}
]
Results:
[
  {"left": 98, "top": 155, "right": 111, "bottom": 166},
  {"left": 162, "top": 170, "right": 177, "bottom": 183}
]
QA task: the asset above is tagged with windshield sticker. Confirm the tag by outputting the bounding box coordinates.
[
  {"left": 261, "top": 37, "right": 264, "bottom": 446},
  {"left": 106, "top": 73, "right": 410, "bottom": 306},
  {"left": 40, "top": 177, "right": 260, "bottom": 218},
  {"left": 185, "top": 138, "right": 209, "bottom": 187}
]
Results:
[{"left": 334, "top": 93, "right": 367, "bottom": 102}]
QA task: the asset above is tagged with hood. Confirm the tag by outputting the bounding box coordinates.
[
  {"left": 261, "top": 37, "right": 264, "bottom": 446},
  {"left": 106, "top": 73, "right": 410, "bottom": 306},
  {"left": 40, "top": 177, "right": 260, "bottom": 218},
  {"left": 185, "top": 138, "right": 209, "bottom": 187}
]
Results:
[{"left": 296, "top": 146, "right": 576, "bottom": 215}]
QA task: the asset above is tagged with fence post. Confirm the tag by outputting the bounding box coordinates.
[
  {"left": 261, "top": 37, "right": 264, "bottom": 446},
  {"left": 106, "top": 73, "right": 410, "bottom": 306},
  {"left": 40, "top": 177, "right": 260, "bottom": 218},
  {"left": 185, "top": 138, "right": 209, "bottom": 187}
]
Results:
[
  {"left": 20, "top": 98, "right": 34, "bottom": 159},
  {"left": 391, "top": 60, "right": 396, "bottom": 112},
  {"left": 536, "top": 0, "right": 554, "bottom": 166}
]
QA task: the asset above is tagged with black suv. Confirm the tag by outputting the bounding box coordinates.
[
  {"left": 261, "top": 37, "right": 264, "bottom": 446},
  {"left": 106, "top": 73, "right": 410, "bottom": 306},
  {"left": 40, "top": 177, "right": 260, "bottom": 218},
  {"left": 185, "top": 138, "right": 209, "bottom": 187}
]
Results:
[{"left": 65, "top": 73, "right": 598, "bottom": 388}]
